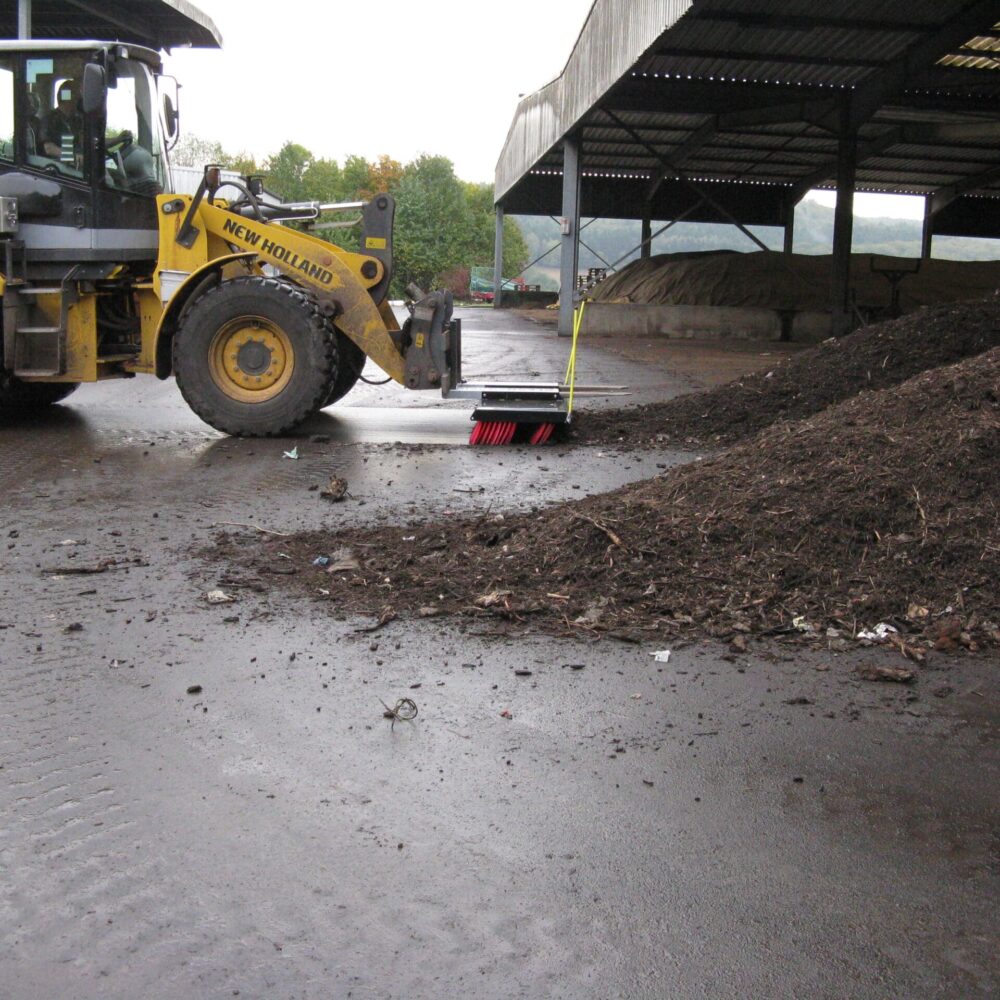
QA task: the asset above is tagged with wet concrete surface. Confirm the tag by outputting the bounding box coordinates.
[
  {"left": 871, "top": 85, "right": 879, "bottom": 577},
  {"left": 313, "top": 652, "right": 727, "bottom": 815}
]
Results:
[{"left": 1, "top": 310, "right": 997, "bottom": 999}]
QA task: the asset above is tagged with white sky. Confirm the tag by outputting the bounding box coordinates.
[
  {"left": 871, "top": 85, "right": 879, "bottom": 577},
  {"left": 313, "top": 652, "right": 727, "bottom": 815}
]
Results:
[
  {"left": 163, "top": 0, "right": 596, "bottom": 183},
  {"left": 805, "top": 190, "right": 926, "bottom": 220},
  {"left": 162, "top": 0, "right": 927, "bottom": 220}
]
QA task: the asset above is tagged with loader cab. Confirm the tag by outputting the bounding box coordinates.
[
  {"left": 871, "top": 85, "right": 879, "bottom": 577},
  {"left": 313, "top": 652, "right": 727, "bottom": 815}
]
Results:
[{"left": 0, "top": 41, "right": 176, "bottom": 277}]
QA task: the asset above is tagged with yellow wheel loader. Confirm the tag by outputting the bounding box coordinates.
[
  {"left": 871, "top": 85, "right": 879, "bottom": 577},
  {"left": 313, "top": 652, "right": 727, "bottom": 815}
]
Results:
[{"left": 0, "top": 37, "right": 571, "bottom": 440}]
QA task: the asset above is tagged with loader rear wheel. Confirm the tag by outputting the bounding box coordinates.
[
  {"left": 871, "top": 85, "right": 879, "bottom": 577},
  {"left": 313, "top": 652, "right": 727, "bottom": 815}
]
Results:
[
  {"left": 173, "top": 277, "right": 337, "bottom": 436},
  {"left": 0, "top": 373, "right": 79, "bottom": 409},
  {"left": 321, "top": 328, "right": 366, "bottom": 407}
]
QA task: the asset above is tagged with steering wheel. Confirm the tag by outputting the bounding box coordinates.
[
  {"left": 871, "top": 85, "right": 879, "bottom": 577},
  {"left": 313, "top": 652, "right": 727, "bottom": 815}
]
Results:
[{"left": 106, "top": 130, "right": 134, "bottom": 179}]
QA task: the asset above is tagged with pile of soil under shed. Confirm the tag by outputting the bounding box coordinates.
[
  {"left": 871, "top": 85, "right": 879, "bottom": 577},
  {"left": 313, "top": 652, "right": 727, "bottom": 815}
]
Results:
[
  {"left": 573, "top": 297, "right": 1000, "bottom": 448},
  {"left": 213, "top": 348, "right": 1000, "bottom": 648},
  {"left": 587, "top": 250, "right": 1000, "bottom": 313}
]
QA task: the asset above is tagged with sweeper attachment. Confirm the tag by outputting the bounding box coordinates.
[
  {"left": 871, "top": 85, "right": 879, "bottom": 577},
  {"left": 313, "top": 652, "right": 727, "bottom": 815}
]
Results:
[
  {"left": 437, "top": 300, "right": 607, "bottom": 446},
  {"left": 402, "top": 284, "right": 575, "bottom": 446}
]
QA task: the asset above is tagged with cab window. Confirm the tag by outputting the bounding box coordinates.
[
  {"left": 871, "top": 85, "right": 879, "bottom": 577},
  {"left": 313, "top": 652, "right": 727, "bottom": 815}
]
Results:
[
  {"left": 24, "top": 54, "right": 88, "bottom": 180},
  {"left": 104, "top": 60, "right": 165, "bottom": 196},
  {"left": 0, "top": 56, "right": 14, "bottom": 163}
]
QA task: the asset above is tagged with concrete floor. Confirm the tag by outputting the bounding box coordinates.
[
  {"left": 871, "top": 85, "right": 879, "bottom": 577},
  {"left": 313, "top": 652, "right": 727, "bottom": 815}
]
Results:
[{"left": 1, "top": 309, "right": 997, "bottom": 999}]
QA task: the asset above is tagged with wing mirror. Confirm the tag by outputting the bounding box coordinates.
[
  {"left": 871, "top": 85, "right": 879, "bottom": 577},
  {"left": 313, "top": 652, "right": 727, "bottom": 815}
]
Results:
[
  {"left": 159, "top": 76, "right": 180, "bottom": 149},
  {"left": 82, "top": 63, "right": 106, "bottom": 116},
  {"left": 163, "top": 94, "right": 179, "bottom": 141}
]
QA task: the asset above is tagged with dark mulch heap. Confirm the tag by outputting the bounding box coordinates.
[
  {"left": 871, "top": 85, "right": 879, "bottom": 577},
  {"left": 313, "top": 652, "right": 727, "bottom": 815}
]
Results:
[
  {"left": 213, "top": 348, "right": 1000, "bottom": 649},
  {"left": 572, "top": 297, "right": 1000, "bottom": 448}
]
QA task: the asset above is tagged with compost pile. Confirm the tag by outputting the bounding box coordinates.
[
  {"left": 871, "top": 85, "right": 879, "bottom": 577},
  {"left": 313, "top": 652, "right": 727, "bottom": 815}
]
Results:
[
  {"left": 215, "top": 348, "right": 1000, "bottom": 647},
  {"left": 574, "top": 297, "right": 1000, "bottom": 448},
  {"left": 587, "top": 250, "right": 1000, "bottom": 313}
]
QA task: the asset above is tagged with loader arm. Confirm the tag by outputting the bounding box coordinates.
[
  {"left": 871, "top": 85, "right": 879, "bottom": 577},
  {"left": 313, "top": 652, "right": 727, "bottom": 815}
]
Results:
[{"left": 194, "top": 199, "right": 406, "bottom": 383}]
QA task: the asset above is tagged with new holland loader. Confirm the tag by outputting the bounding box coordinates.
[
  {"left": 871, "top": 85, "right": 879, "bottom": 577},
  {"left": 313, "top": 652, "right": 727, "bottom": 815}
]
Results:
[{"left": 0, "top": 38, "right": 569, "bottom": 442}]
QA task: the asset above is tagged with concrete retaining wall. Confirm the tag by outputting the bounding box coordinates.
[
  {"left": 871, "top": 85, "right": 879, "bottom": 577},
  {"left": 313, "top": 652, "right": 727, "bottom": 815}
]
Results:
[{"left": 578, "top": 301, "right": 832, "bottom": 342}]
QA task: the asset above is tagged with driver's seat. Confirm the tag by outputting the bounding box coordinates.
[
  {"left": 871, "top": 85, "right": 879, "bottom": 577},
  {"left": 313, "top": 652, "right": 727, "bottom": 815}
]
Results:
[{"left": 25, "top": 92, "right": 42, "bottom": 155}]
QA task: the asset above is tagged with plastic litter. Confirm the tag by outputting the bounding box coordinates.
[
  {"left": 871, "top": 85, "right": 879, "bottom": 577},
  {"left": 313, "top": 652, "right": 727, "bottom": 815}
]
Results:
[
  {"left": 283, "top": 446, "right": 299, "bottom": 460},
  {"left": 650, "top": 649, "right": 672, "bottom": 663},
  {"left": 312, "top": 556, "right": 331, "bottom": 568},
  {"left": 326, "top": 548, "right": 360, "bottom": 573},
  {"left": 206, "top": 589, "right": 236, "bottom": 605},
  {"left": 857, "top": 622, "right": 899, "bottom": 641}
]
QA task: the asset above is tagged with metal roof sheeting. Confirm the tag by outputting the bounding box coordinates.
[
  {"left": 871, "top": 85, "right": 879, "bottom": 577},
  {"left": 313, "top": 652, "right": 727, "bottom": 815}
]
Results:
[
  {"left": 496, "top": 0, "right": 1000, "bottom": 230},
  {"left": 2, "top": 1, "right": 222, "bottom": 50},
  {"left": 495, "top": 0, "right": 694, "bottom": 200}
]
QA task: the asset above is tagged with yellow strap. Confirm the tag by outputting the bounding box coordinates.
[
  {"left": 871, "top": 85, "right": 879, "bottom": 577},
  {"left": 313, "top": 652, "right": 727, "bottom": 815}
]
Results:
[{"left": 564, "top": 299, "right": 585, "bottom": 414}]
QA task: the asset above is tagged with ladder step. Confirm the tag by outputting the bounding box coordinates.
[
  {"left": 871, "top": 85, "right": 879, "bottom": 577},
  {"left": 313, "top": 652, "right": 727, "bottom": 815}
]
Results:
[
  {"left": 17, "top": 287, "right": 63, "bottom": 295},
  {"left": 17, "top": 326, "right": 61, "bottom": 334},
  {"left": 15, "top": 369, "right": 60, "bottom": 377}
]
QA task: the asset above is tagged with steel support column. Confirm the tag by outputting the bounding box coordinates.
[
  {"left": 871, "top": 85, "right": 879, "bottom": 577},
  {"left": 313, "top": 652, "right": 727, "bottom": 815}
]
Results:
[
  {"left": 830, "top": 110, "right": 858, "bottom": 337},
  {"left": 640, "top": 213, "right": 652, "bottom": 260},
  {"left": 921, "top": 196, "right": 934, "bottom": 260},
  {"left": 18, "top": 0, "right": 31, "bottom": 38},
  {"left": 558, "top": 137, "right": 581, "bottom": 338},
  {"left": 493, "top": 203, "right": 504, "bottom": 310},
  {"left": 783, "top": 196, "right": 796, "bottom": 255}
]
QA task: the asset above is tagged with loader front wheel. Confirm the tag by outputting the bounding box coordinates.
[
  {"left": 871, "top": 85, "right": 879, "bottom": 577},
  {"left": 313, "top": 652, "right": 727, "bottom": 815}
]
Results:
[
  {"left": 173, "top": 277, "right": 337, "bottom": 436},
  {"left": 321, "top": 328, "right": 367, "bottom": 407}
]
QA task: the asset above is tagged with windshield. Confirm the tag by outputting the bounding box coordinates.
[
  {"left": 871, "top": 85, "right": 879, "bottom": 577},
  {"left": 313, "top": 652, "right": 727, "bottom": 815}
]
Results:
[
  {"left": 104, "top": 57, "right": 168, "bottom": 196},
  {"left": 15, "top": 51, "right": 169, "bottom": 196}
]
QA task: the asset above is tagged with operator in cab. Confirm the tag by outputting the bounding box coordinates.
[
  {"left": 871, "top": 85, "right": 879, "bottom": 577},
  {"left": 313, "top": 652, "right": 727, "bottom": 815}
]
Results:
[{"left": 42, "top": 78, "right": 82, "bottom": 163}]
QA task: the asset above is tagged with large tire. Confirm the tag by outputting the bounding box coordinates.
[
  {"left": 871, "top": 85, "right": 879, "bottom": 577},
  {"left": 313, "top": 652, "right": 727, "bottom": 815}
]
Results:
[
  {"left": 321, "top": 327, "right": 366, "bottom": 407},
  {"left": 0, "top": 373, "right": 79, "bottom": 409},
  {"left": 173, "top": 277, "right": 337, "bottom": 436}
]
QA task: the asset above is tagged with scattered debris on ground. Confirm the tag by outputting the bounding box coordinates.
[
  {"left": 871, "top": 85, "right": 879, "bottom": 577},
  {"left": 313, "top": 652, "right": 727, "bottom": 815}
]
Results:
[
  {"left": 320, "top": 476, "right": 349, "bottom": 502},
  {"left": 211, "top": 347, "right": 1000, "bottom": 650},
  {"left": 379, "top": 697, "right": 418, "bottom": 729},
  {"left": 857, "top": 665, "right": 915, "bottom": 684},
  {"left": 572, "top": 297, "right": 1000, "bottom": 448},
  {"left": 42, "top": 559, "right": 117, "bottom": 575}
]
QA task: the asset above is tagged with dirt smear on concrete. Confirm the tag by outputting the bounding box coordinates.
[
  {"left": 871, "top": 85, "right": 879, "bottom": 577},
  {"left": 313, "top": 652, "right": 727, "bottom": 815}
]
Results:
[
  {"left": 572, "top": 297, "right": 1000, "bottom": 448},
  {"left": 212, "top": 348, "right": 1000, "bottom": 650}
]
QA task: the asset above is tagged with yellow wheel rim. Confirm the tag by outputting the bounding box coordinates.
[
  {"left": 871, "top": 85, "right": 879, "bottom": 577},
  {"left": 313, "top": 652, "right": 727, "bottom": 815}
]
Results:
[{"left": 208, "top": 316, "right": 294, "bottom": 403}]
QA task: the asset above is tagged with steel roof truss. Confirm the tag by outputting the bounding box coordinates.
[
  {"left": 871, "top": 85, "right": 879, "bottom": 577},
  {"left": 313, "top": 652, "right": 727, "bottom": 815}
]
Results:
[
  {"left": 694, "top": 11, "right": 939, "bottom": 35},
  {"left": 930, "top": 160, "right": 1000, "bottom": 213},
  {"left": 651, "top": 45, "right": 887, "bottom": 70},
  {"left": 841, "top": 0, "right": 1000, "bottom": 131}
]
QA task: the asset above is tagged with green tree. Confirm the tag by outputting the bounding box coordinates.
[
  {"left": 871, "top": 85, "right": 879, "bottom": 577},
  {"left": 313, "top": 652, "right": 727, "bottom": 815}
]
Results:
[
  {"left": 302, "top": 156, "right": 344, "bottom": 201},
  {"left": 463, "top": 181, "right": 528, "bottom": 280},
  {"left": 263, "top": 141, "right": 313, "bottom": 202},
  {"left": 171, "top": 133, "right": 229, "bottom": 167},
  {"left": 392, "top": 154, "right": 470, "bottom": 293},
  {"left": 171, "top": 133, "right": 257, "bottom": 174},
  {"left": 341, "top": 155, "right": 373, "bottom": 198}
]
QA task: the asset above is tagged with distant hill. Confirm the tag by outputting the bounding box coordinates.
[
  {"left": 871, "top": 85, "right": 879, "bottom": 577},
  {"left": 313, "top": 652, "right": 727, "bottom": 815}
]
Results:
[{"left": 513, "top": 199, "right": 1000, "bottom": 290}]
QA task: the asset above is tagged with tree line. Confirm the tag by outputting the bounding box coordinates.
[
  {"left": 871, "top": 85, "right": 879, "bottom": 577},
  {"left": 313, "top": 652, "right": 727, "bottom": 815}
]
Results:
[{"left": 172, "top": 135, "right": 529, "bottom": 299}]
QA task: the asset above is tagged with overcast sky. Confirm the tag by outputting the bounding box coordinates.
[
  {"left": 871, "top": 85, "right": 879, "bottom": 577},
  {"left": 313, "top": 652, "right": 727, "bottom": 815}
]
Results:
[
  {"left": 162, "top": 0, "right": 925, "bottom": 219},
  {"left": 163, "top": 0, "right": 596, "bottom": 183}
]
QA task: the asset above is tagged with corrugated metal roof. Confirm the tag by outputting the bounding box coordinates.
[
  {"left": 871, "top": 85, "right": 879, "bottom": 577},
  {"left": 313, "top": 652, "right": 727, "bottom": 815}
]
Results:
[
  {"left": 1, "top": 1, "right": 222, "bottom": 50},
  {"left": 496, "top": 0, "right": 1000, "bottom": 229},
  {"left": 495, "top": 0, "right": 694, "bottom": 200}
]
